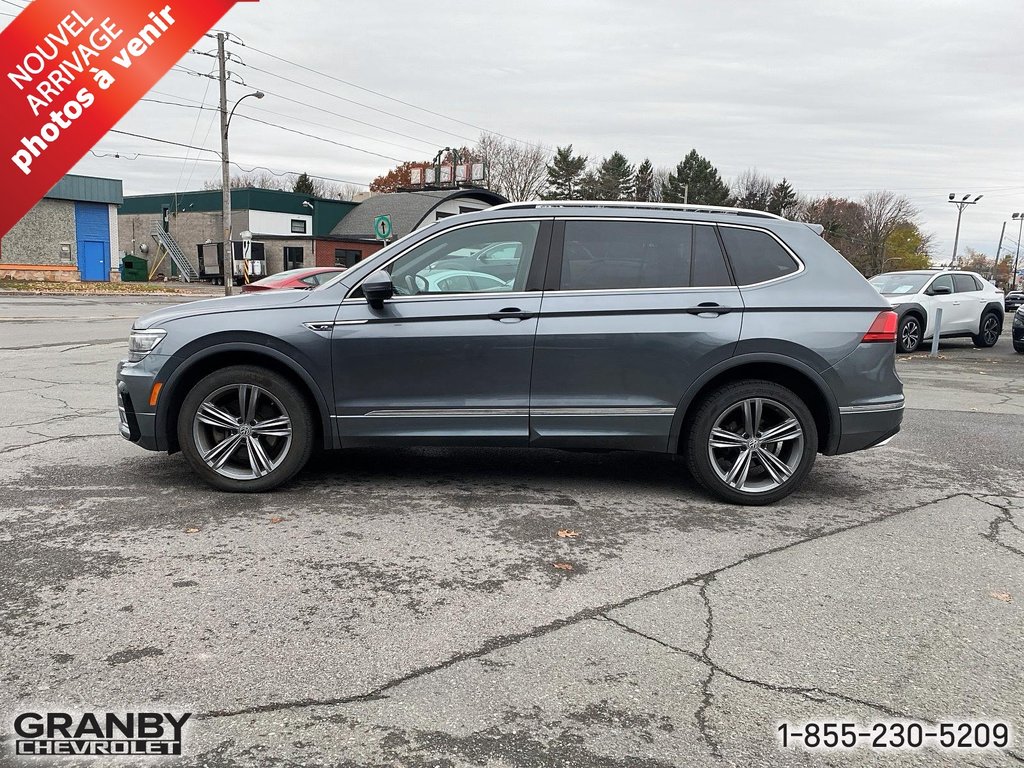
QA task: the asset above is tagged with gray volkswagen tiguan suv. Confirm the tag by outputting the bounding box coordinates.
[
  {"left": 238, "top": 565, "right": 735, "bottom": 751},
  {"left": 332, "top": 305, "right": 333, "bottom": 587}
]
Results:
[{"left": 116, "top": 202, "right": 903, "bottom": 505}]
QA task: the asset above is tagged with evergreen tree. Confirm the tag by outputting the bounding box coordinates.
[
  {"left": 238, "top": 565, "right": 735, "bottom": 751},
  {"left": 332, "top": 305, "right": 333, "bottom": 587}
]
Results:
[
  {"left": 542, "top": 145, "right": 588, "bottom": 200},
  {"left": 633, "top": 159, "right": 655, "bottom": 202},
  {"left": 768, "top": 178, "right": 798, "bottom": 217},
  {"left": 661, "top": 149, "right": 730, "bottom": 206},
  {"left": 293, "top": 172, "right": 317, "bottom": 196},
  {"left": 579, "top": 170, "right": 599, "bottom": 200},
  {"left": 593, "top": 151, "right": 635, "bottom": 200}
]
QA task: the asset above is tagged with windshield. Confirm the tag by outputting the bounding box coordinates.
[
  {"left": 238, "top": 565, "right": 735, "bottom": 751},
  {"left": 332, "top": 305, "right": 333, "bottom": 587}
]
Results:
[{"left": 869, "top": 272, "right": 930, "bottom": 296}]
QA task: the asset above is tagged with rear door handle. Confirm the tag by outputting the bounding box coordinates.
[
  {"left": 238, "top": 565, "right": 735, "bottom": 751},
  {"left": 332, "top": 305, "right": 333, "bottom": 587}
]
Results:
[
  {"left": 488, "top": 307, "right": 534, "bottom": 322},
  {"left": 685, "top": 302, "right": 733, "bottom": 317}
]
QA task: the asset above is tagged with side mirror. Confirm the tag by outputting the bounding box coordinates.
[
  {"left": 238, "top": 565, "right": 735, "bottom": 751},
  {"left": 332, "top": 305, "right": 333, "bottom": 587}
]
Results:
[
  {"left": 929, "top": 284, "right": 952, "bottom": 296},
  {"left": 362, "top": 270, "right": 394, "bottom": 308}
]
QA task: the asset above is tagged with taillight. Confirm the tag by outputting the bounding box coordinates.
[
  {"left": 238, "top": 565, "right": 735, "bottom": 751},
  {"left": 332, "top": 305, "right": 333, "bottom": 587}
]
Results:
[{"left": 863, "top": 311, "right": 898, "bottom": 343}]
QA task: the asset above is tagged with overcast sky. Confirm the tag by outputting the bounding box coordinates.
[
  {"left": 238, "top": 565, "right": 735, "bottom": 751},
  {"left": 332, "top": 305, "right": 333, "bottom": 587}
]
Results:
[{"left": 7, "top": 0, "right": 1024, "bottom": 260}]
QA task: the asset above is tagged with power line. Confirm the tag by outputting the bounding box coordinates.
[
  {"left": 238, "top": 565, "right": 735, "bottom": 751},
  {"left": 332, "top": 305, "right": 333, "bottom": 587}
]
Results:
[
  {"left": 144, "top": 90, "right": 432, "bottom": 154},
  {"left": 109, "top": 130, "right": 220, "bottom": 154},
  {"left": 239, "top": 61, "right": 479, "bottom": 145},
  {"left": 231, "top": 39, "right": 532, "bottom": 147},
  {"left": 87, "top": 147, "right": 371, "bottom": 188}
]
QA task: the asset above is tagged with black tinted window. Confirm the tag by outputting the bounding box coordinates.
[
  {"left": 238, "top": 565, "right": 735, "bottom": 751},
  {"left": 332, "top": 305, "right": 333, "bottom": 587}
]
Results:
[
  {"left": 719, "top": 227, "right": 799, "bottom": 285},
  {"left": 560, "top": 221, "right": 731, "bottom": 290},
  {"left": 953, "top": 274, "right": 980, "bottom": 293}
]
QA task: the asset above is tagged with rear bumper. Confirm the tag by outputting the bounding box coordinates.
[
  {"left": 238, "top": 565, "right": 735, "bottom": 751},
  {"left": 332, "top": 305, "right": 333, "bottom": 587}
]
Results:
[{"left": 834, "top": 400, "right": 904, "bottom": 454}]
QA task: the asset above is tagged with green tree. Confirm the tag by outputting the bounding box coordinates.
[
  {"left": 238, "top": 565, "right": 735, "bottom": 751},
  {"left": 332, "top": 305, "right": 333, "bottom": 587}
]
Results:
[
  {"left": 593, "top": 151, "right": 635, "bottom": 200},
  {"left": 542, "top": 144, "right": 588, "bottom": 200},
  {"left": 293, "top": 172, "right": 317, "bottom": 196},
  {"left": 884, "top": 223, "right": 932, "bottom": 271},
  {"left": 661, "top": 149, "right": 730, "bottom": 206},
  {"left": 768, "top": 178, "right": 797, "bottom": 217},
  {"left": 633, "top": 159, "right": 655, "bottom": 202}
]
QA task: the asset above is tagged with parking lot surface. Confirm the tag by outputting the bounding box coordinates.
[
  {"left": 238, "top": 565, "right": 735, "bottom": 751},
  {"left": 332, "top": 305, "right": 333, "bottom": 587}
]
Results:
[{"left": 1, "top": 295, "right": 1022, "bottom": 767}]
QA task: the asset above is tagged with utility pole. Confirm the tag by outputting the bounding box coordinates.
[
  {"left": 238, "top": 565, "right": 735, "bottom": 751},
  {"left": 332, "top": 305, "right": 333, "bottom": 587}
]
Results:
[
  {"left": 218, "top": 32, "right": 233, "bottom": 296},
  {"left": 1013, "top": 213, "right": 1023, "bottom": 291}
]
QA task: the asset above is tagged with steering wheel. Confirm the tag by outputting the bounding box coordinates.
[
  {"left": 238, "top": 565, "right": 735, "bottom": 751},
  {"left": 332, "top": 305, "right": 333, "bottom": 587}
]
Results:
[{"left": 414, "top": 273, "right": 429, "bottom": 293}]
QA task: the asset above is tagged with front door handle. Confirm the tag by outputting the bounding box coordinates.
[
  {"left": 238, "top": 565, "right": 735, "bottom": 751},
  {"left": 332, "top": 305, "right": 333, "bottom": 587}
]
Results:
[
  {"left": 685, "top": 302, "right": 733, "bottom": 317},
  {"left": 488, "top": 307, "right": 534, "bottom": 322}
]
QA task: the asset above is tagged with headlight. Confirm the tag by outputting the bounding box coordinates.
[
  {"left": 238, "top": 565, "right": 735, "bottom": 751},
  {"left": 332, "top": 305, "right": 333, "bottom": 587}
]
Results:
[{"left": 127, "top": 329, "right": 166, "bottom": 362}]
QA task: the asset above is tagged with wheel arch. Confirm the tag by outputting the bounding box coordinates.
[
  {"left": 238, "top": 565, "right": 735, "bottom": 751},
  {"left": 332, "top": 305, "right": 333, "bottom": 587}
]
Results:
[
  {"left": 156, "top": 340, "right": 334, "bottom": 453},
  {"left": 978, "top": 302, "right": 1005, "bottom": 333},
  {"left": 669, "top": 354, "right": 840, "bottom": 456}
]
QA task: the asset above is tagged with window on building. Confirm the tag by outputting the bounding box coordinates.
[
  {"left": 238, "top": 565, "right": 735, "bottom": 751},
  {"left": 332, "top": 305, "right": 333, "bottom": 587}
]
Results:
[
  {"left": 291, "top": 219, "right": 307, "bottom": 234},
  {"left": 284, "top": 247, "right": 304, "bottom": 269},
  {"left": 335, "top": 248, "right": 361, "bottom": 268}
]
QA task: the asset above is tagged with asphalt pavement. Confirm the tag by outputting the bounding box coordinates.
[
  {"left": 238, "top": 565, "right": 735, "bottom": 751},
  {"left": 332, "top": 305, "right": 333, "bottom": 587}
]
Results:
[{"left": 0, "top": 294, "right": 1021, "bottom": 767}]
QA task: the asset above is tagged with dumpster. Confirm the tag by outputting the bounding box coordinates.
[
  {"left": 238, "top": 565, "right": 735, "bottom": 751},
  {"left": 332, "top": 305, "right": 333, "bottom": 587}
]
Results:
[{"left": 120, "top": 255, "right": 149, "bottom": 282}]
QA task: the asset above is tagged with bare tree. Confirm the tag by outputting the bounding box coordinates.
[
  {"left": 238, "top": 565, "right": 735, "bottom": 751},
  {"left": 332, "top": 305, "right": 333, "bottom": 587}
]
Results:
[
  {"left": 731, "top": 169, "right": 774, "bottom": 210},
  {"left": 859, "top": 191, "right": 919, "bottom": 276},
  {"left": 476, "top": 132, "right": 551, "bottom": 201}
]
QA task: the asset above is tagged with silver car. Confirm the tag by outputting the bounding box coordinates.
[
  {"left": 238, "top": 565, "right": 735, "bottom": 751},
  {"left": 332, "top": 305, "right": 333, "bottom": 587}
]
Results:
[{"left": 116, "top": 202, "right": 903, "bottom": 505}]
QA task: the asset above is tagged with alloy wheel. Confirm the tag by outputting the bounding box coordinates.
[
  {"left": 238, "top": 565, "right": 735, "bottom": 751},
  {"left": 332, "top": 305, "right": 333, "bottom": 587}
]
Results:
[
  {"left": 706, "top": 397, "right": 805, "bottom": 494},
  {"left": 192, "top": 384, "right": 293, "bottom": 480},
  {"left": 982, "top": 316, "right": 1000, "bottom": 346},
  {"left": 901, "top": 319, "right": 920, "bottom": 351}
]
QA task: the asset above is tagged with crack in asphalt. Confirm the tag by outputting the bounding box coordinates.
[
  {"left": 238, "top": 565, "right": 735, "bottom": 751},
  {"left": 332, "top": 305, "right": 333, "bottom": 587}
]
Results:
[
  {"left": 197, "top": 490, "right": 971, "bottom": 722},
  {"left": 0, "top": 433, "right": 115, "bottom": 455},
  {"left": 972, "top": 495, "right": 1024, "bottom": 559}
]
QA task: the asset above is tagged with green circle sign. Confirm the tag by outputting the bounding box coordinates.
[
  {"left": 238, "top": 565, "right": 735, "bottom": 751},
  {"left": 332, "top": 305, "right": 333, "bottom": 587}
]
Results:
[{"left": 374, "top": 214, "right": 393, "bottom": 241}]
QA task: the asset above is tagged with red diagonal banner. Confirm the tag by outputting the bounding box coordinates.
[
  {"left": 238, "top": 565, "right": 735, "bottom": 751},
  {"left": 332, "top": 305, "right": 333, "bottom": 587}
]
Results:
[{"left": 0, "top": 0, "right": 256, "bottom": 237}]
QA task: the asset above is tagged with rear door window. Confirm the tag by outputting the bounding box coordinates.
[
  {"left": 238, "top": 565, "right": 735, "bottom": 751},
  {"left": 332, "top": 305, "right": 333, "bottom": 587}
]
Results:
[
  {"left": 559, "top": 220, "right": 732, "bottom": 290},
  {"left": 719, "top": 227, "right": 800, "bottom": 285},
  {"left": 953, "top": 274, "right": 981, "bottom": 293}
]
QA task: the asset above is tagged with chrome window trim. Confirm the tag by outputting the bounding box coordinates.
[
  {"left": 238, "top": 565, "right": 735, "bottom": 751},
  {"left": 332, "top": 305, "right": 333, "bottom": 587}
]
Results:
[{"left": 343, "top": 217, "right": 549, "bottom": 302}]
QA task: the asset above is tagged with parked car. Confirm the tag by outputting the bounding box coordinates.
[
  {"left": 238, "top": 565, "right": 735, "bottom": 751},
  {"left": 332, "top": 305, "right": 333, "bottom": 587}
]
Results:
[
  {"left": 116, "top": 201, "right": 904, "bottom": 505},
  {"left": 1013, "top": 306, "right": 1024, "bottom": 353},
  {"left": 1005, "top": 289, "right": 1024, "bottom": 313},
  {"left": 418, "top": 269, "right": 510, "bottom": 293},
  {"left": 427, "top": 240, "right": 525, "bottom": 282},
  {"left": 241, "top": 267, "right": 349, "bottom": 293},
  {"left": 868, "top": 269, "right": 1004, "bottom": 353}
]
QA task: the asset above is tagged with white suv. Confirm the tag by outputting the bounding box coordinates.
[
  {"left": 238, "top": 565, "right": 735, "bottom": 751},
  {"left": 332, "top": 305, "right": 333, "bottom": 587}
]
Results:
[{"left": 869, "top": 270, "right": 1004, "bottom": 353}]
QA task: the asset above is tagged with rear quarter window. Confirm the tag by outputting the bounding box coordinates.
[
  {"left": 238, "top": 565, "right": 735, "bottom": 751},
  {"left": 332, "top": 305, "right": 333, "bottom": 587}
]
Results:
[{"left": 719, "top": 227, "right": 800, "bottom": 285}]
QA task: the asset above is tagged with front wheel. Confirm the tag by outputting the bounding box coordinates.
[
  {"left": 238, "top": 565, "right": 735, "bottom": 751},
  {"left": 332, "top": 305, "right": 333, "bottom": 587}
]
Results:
[
  {"left": 897, "top": 314, "right": 923, "bottom": 353},
  {"left": 177, "top": 365, "right": 315, "bottom": 492},
  {"left": 972, "top": 312, "right": 1001, "bottom": 348},
  {"left": 685, "top": 381, "right": 818, "bottom": 506}
]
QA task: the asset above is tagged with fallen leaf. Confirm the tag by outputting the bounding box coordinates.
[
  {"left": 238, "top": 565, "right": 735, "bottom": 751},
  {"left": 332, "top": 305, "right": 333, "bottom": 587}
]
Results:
[
  {"left": 990, "top": 591, "right": 1012, "bottom": 603},
  {"left": 557, "top": 529, "right": 580, "bottom": 538},
  {"left": 185, "top": 527, "right": 200, "bottom": 534},
  {"left": 270, "top": 516, "right": 285, "bottom": 524},
  {"left": 552, "top": 562, "right": 574, "bottom": 571}
]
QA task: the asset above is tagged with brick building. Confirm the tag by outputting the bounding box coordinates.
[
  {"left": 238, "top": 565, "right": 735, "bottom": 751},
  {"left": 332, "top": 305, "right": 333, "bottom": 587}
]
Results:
[
  {"left": 0, "top": 174, "right": 123, "bottom": 282},
  {"left": 118, "top": 188, "right": 356, "bottom": 277}
]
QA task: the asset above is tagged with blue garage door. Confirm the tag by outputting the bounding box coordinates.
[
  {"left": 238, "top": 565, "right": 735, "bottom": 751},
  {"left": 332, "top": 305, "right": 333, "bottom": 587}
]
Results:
[{"left": 75, "top": 202, "right": 110, "bottom": 281}]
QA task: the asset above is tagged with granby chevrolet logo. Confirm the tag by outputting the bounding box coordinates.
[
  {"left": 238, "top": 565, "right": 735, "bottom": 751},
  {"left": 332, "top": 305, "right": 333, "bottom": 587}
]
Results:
[{"left": 13, "top": 711, "right": 191, "bottom": 756}]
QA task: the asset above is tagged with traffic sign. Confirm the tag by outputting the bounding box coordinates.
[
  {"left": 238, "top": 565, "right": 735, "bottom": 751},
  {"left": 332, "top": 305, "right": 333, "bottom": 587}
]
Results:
[{"left": 374, "top": 214, "right": 393, "bottom": 241}]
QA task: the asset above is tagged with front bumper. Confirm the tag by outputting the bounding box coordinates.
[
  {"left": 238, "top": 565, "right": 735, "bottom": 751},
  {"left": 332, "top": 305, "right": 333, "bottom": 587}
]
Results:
[
  {"left": 834, "top": 400, "right": 904, "bottom": 454},
  {"left": 116, "top": 359, "right": 162, "bottom": 451}
]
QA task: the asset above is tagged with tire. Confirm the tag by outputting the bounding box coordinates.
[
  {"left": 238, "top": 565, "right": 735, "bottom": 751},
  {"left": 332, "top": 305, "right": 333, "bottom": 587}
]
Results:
[
  {"left": 177, "top": 365, "right": 315, "bottom": 492},
  {"left": 1014, "top": 342, "right": 1024, "bottom": 354},
  {"left": 896, "top": 314, "right": 923, "bottom": 353},
  {"left": 971, "top": 311, "right": 1001, "bottom": 348},
  {"left": 685, "top": 380, "right": 818, "bottom": 506}
]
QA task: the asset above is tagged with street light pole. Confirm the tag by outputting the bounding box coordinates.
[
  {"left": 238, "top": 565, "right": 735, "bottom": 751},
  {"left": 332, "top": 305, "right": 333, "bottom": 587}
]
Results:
[
  {"left": 947, "top": 192, "right": 983, "bottom": 267},
  {"left": 1013, "top": 212, "right": 1023, "bottom": 291},
  {"left": 218, "top": 32, "right": 264, "bottom": 296}
]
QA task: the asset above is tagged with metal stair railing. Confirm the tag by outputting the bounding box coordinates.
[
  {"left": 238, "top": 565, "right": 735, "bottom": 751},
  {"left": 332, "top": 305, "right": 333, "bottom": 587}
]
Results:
[{"left": 151, "top": 227, "right": 200, "bottom": 282}]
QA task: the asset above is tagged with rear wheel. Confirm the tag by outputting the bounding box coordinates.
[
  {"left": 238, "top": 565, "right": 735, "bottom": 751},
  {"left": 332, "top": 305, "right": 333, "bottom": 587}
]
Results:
[
  {"left": 972, "top": 311, "right": 1001, "bottom": 348},
  {"left": 897, "top": 314, "right": 923, "bottom": 353},
  {"left": 685, "top": 380, "right": 818, "bottom": 506},
  {"left": 177, "top": 365, "right": 314, "bottom": 492}
]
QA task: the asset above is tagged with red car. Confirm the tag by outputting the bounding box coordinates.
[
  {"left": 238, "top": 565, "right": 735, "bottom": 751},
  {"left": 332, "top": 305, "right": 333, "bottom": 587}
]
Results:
[{"left": 241, "top": 267, "right": 349, "bottom": 293}]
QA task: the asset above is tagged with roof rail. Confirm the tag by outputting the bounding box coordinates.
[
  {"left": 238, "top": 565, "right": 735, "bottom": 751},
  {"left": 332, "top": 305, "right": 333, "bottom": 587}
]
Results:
[{"left": 488, "top": 200, "right": 787, "bottom": 221}]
